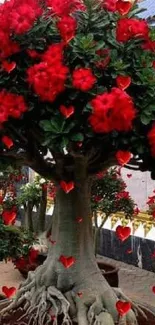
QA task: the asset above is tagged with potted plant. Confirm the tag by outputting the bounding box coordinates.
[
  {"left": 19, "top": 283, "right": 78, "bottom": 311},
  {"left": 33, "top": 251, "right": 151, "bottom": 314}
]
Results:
[{"left": 0, "top": 0, "right": 155, "bottom": 324}]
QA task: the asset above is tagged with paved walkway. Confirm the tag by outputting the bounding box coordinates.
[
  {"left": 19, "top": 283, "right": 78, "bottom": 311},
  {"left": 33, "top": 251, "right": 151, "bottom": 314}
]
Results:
[{"left": 0, "top": 258, "right": 155, "bottom": 308}]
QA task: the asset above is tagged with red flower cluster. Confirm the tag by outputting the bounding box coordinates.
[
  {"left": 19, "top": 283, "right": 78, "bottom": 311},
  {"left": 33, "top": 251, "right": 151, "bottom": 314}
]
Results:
[
  {"left": 0, "top": 90, "right": 28, "bottom": 123},
  {"left": 72, "top": 68, "right": 96, "bottom": 91},
  {"left": 116, "top": 18, "right": 149, "bottom": 42},
  {"left": 57, "top": 16, "right": 77, "bottom": 43},
  {"left": 46, "top": 0, "right": 85, "bottom": 16},
  {"left": 89, "top": 88, "right": 136, "bottom": 133},
  {"left": 116, "top": 191, "right": 129, "bottom": 199},
  {"left": 0, "top": 0, "right": 42, "bottom": 35},
  {"left": 148, "top": 124, "right": 155, "bottom": 157},
  {"left": 27, "top": 44, "right": 69, "bottom": 102},
  {"left": 142, "top": 39, "right": 155, "bottom": 52}
]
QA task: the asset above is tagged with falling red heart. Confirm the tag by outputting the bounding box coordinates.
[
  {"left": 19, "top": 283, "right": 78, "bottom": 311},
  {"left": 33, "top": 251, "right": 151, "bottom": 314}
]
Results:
[
  {"left": 134, "top": 207, "right": 140, "bottom": 215},
  {"left": 116, "top": 226, "right": 131, "bottom": 242},
  {"left": 77, "top": 142, "right": 83, "bottom": 147},
  {"left": 59, "top": 105, "right": 75, "bottom": 119},
  {"left": 126, "top": 249, "right": 133, "bottom": 254},
  {"left": 51, "top": 314, "right": 56, "bottom": 321},
  {"left": 116, "top": 75, "right": 131, "bottom": 90},
  {"left": 1, "top": 61, "right": 16, "bottom": 73},
  {"left": 2, "top": 135, "right": 14, "bottom": 149},
  {"left": 127, "top": 174, "right": 132, "bottom": 178},
  {"left": 60, "top": 181, "right": 74, "bottom": 194},
  {"left": 116, "top": 1, "right": 132, "bottom": 15},
  {"left": 116, "top": 300, "right": 131, "bottom": 316},
  {"left": 77, "top": 292, "right": 83, "bottom": 297},
  {"left": 152, "top": 286, "right": 155, "bottom": 294},
  {"left": 2, "top": 210, "right": 17, "bottom": 225},
  {"left": 2, "top": 286, "right": 16, "bottom": 298},
  {"left": 59, "top": 255, "right": 76, "bottom": 268},
  {"left": 116, "top": 150, "right": 132, "bottom": 166},
  {"left": 76, "top": 217, "right": 83, "bottom": 223}
]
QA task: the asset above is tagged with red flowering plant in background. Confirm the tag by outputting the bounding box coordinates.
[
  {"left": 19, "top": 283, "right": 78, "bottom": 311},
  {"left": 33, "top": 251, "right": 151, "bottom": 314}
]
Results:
[{"left": 0, "top": 0, "right": 155, "bottom": 323}]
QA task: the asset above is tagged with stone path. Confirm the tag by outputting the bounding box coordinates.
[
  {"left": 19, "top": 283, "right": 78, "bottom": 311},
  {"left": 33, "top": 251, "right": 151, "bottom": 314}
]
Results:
[{"left": 0, "top": 257, "right": 155, "bottom": 308}]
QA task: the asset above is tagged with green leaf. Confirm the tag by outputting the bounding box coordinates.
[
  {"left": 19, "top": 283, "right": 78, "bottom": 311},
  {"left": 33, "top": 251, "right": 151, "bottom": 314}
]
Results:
[
  {"left": 140, "top": 115, "right": 152, "bottom": 125},
  {"left": 71, "top": 133, "right": 84, "bottom": 142}
]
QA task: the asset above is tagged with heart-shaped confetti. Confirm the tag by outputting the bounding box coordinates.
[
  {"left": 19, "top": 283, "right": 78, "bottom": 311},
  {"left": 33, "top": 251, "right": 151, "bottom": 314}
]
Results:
[
  {"left": 1, "top": 61, "right": 16, "bottom": 73},
  {"left": 49, "top": 239, "right": 56, "bottom": 245},
  {"left": 59, "top": 105, "right": 75, "bottom": 119},
  {"left": 116, "top": 300, "right": 131, "bottom": 316},
  {"left": 152, "top": 286, "right": 155, "bottom": 294},
  {"left": 77, "top": 292, "right": 83, "bottom": 297},
  {"left": 60, "top": 181, "right": 74, "bottom": 194},
  {"left": 2, "top": 135, "right": 14, "bottom": 149},
  {"left": 116, "top": 150, "right": 132, "bottom": 166},
  {"left": 116, "top": 75, "right": 131, "bottom": 90},
  {"left": 2, "top": 210, "right": 17, "bottom": 225},
  {"left": 127, "top": 174, "right": 132, "bottom": 178},
  {"left": 2, "top": 286, "right": 16, "bottom": 298},
  {"left": 77, "top": 142, "right": 83, "bottom": 147},
  {"left": 116, "top": 226, "right": 131, "bottom": 242},
  {"left": 59, "top": 255, "right": 76, "bottom": 268},
  {"left": 116, "top": 1, "right": 132, "bottom": 15},
  {"left": 76, "top": 217, "right": 83, "bottom": 223},
  {"left": 126, "top": 249, "right": 133, "bottom": 254}
]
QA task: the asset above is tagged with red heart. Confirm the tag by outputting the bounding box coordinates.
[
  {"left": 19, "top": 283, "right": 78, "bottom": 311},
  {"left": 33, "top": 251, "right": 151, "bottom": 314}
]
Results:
[
  {"left": 116, "top": 75, "right": 131, "bottom": 90},
  {"left": 2, "top": 286, "right": 16, "bottom": 298},
  {"left": 1, "top": 61, "right": 16, "bottom": 73},
  {"left": 2, "top": 135, "right": 13, "bottom": 149},
  {"left": 59, "top": 105, "right": 74, "bottom": 119},
  {"left": 2, "top": 210, "right": 17, "bottom": 225},
  {"left": 152, "top": 286, "right": 155, "bottom": 294},
  {"left": 60, "top": 181, "right": 74, "bottom": 194},
  {"left": 116, "top": 300, "right": 131, "bottom": 316},
  {"left": 116, "top": 1, "right": 132, "bottom": 15},
  {"left": 77, "top": 142, "right": 83, "bottom": 147},
  {"left": 59, "top": 255, "right": 76, "bottom": 268},
  {"left": 116, "top": 226, "right": 131, "bottom": 242},
  {"left": 127, "top": 174, "right": 132, "bottom": 178},
  {"left": 126, "top": 249, "right": 132, "bottom": 254},
  {"left": 77, "top": 292, "right": 83, "bottom": 297},
  {"left": 134, "top": 207, "right": 140, "bottom": 215},
  {"left": 76, "top": 217, "right": 83, "bottom": 223},
  {"left": 116, "top": 150, "right": 132, "bottom": 166}
]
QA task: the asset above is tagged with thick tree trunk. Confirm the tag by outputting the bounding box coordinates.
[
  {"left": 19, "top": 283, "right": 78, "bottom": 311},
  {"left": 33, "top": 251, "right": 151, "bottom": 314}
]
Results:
[{"left": 0, "top": 159, "right": 137, "bottom": 325}]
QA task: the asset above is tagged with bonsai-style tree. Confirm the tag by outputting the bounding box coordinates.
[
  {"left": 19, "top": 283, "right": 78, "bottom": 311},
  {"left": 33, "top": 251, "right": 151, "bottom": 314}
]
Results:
[
  {"left": 0, "top": 0, "right": 155, "bottom": 324},
  {"left": 91, "top": 168, "right": 135, "bottom": 255}
]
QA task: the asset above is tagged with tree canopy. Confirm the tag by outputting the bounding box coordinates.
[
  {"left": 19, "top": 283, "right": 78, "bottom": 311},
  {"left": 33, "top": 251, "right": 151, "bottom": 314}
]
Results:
[{"left": 0, "top": 0, "right": 155, "bottom": 181}]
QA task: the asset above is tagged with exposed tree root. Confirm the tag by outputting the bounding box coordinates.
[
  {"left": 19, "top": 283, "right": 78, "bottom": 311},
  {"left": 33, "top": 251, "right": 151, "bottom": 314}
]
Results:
[{"left": 0, "top": 272, "right": 144, "bottom": 325}]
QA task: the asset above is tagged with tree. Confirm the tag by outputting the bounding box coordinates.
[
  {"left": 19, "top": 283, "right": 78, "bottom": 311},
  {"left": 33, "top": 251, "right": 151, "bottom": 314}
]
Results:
[
  {"left": 91, "top": 168, "right": 135, "bottom": 255},
  {"left": 0, "top": 0, "right": 155, "bottom": 324}
]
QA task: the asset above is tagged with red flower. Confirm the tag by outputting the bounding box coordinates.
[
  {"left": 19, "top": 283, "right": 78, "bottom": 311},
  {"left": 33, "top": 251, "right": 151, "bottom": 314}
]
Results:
[
  {"left": 116, "top": 191, "right": 129, "bottom": 199},
  {"left": 27, "top": 61, "right": 69, "bottom": 102},
  {"left": 27, "top": 49, "right": 42, "bottom": 59},
  {"left": 46, "top": 0, "right": 85, "bottom": 16},
  {"left": 57, "top": 16, "right": 77, "bottom": 43},
  {"left": 116, "top": 18, "right": 149, "bottom": 42},
  {"left": 0, "top": 90, "right": 28, "bottom": 123},
  {"left": 89, "top": 88, "right": 136, "bottom": 133},
  {"left": 2, "top": 136, "right": 13, "bottom": 149},
  {"left": 42, "top": 43, "right": 64, "bottom": 65},
  {"left": 72, "top": 68, "right": 96, "bottom": 91},
  {"left": 142, "top": 39, "right": 155, "bottom": 52},
  {"left": 148, "top": 124, "right": 155, "bottom": 157},
  {"left": 102, "top": 0, "right": 117, "bottom": 12}
]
